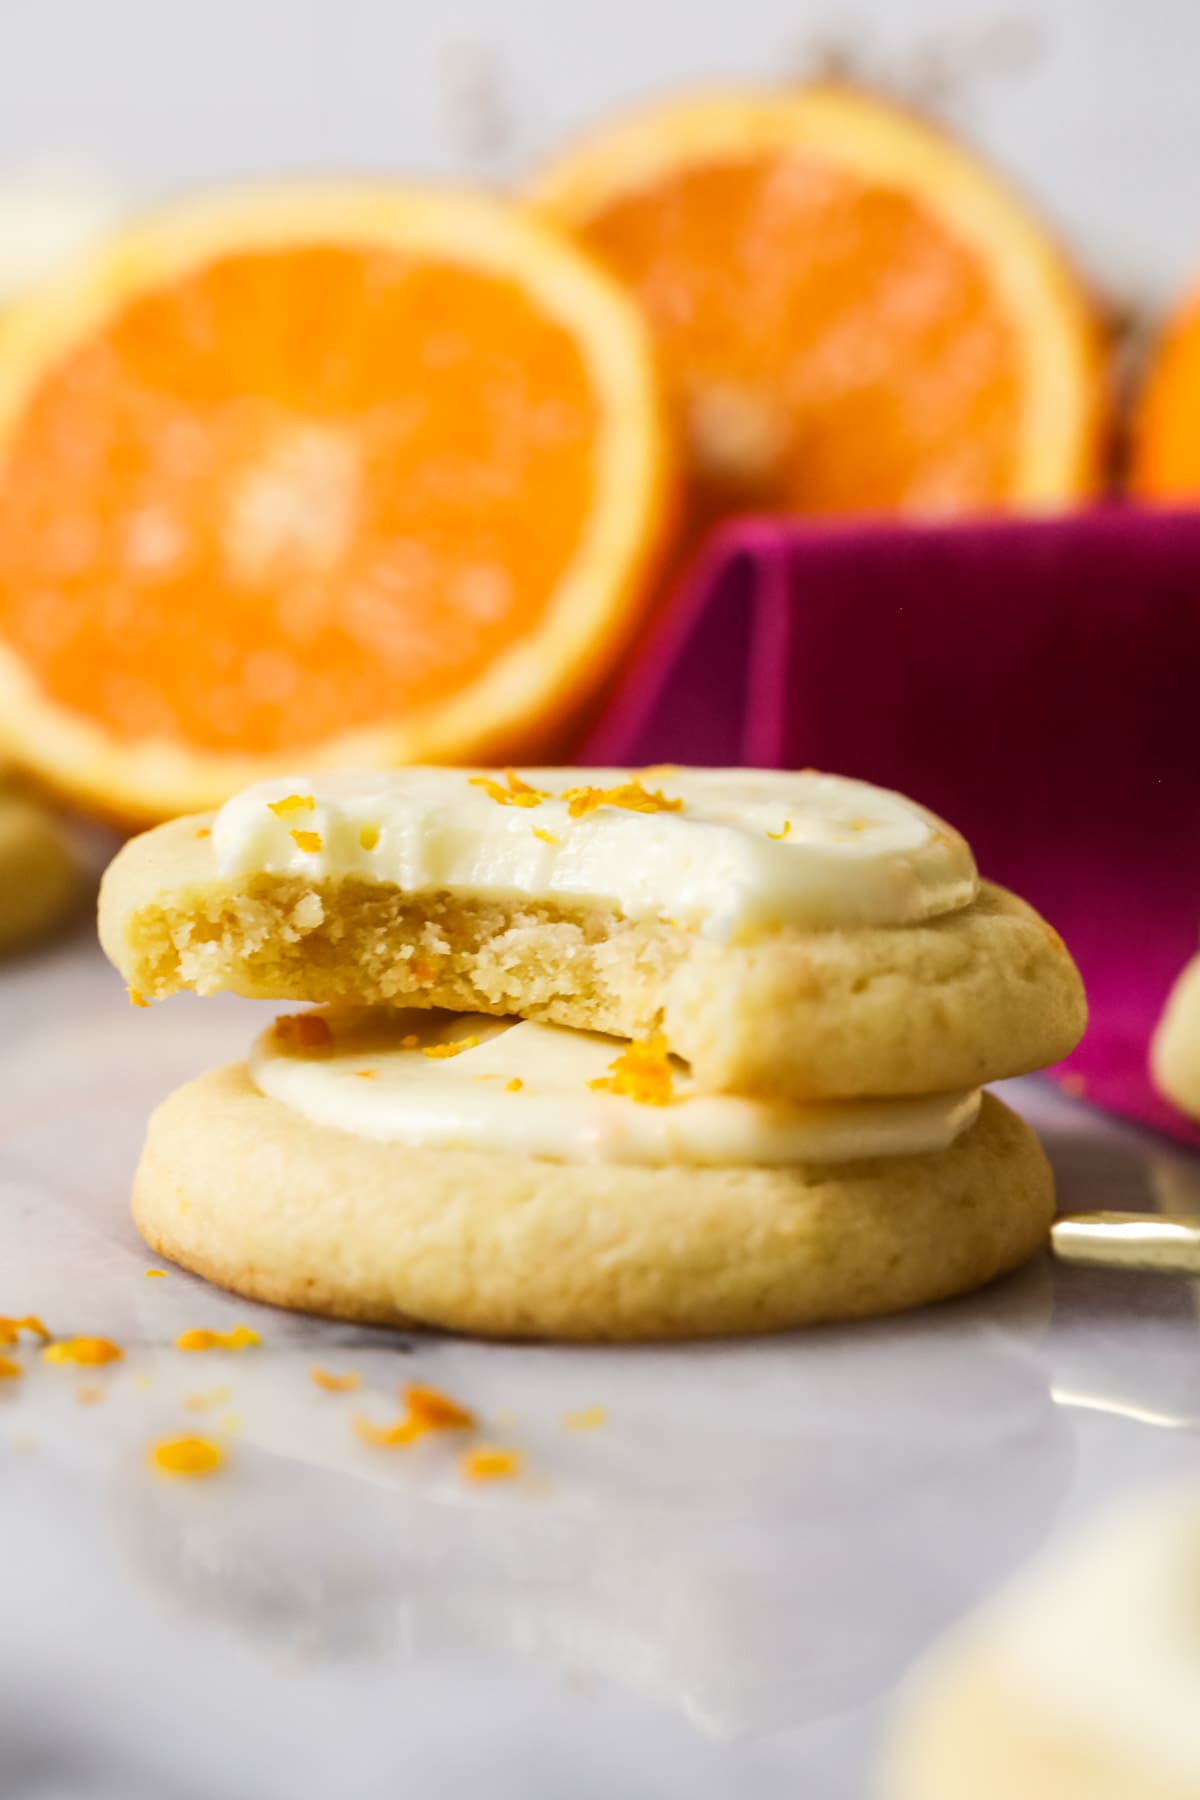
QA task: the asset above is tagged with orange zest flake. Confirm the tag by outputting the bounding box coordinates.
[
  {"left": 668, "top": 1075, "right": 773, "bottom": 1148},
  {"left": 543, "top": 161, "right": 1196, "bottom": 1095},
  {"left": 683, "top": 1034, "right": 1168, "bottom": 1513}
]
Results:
[
  {"left": 353, "top": 1381, "right": 476, "bottom": 1449},
  {"left": 461, "top": 1445, "right": 521, "bottom": 1483},
  {"left": 289, "top": 828, "right": 323, "bottom": 853},
  {"left": 145, "top": 1268, "right": 166, "bottom": 1279},
  {"left": 128, "top": 987, "right": 149, "bottom": 1008},
  {"left": 468, "top": 767, "right": 549, "bottom": 808},
  {"left": 194, "top": 826, "right": 211, "bottom": 839},
  {"left": 531, "top": 826, "right": 559, "bottom": 844},
  {"left": 0, "top": 1315, "right": 50, "bottom": 1347},
  {"left": 268, "top": 793, "right": 315, "bottom": 817},
  {"left": 422, "top": 1036, "right": 479, "bottom": 1060},
  {"left": 563, "top": 1405, "right": 607, "bottom": 1431},
  {"left": 560, "top": 779, "right": 683, "bottom": 820},
  {"left": 43, "top": 1336, "right": 122, "bottom": 1367},
  {"left": 506, "top": 1077, "right": 523, "bottom": 1093},
  {"left": 354, "top": 1068, "right": 378, "bottom": 1080},
  {"left": 0, "top": 1355, "right": 22, "bottom": 1379},
  {"left": 310, "top": 1366, "right": 361, "bottom": 1394},
  {"left": 766, "top": 819, "right": 791, "bottom": 841},
  {"left": 175, "top": 1325, "right": 260, "bottom": 1353},
  {"left": 149, "top": 1434, "right": 224, "bottom": 1478},
  {"left": 588, "top": 1032, "right": 676, "bottom": 1106},
  {"left": 273, "top": 1012, "right": 334, "bottom": 1054}
]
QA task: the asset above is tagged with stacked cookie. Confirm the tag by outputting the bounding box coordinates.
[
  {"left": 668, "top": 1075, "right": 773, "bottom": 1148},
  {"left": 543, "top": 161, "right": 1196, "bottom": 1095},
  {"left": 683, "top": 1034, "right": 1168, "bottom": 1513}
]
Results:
[{"left": 99, "top": 766, "right": 1085, "bottom": 1340}]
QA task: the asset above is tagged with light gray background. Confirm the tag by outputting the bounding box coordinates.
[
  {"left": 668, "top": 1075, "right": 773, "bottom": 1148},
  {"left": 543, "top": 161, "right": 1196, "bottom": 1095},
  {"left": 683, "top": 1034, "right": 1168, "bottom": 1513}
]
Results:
[{"left": 0, "top": 0, "right": 1195, "bottom": 306}]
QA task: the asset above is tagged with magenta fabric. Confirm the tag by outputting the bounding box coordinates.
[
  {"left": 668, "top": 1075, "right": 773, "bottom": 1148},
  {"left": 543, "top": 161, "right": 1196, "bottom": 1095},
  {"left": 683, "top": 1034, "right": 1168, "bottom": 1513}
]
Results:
[{"left": 582, "top": 510, "right": 1200, "bottom": 1149}]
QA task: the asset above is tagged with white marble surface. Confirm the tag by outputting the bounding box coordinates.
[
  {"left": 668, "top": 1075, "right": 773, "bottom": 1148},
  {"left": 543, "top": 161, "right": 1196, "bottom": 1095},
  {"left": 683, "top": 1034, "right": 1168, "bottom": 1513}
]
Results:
[{"left": 3, "top": 912, "right": 1200, "bottom": 1799}]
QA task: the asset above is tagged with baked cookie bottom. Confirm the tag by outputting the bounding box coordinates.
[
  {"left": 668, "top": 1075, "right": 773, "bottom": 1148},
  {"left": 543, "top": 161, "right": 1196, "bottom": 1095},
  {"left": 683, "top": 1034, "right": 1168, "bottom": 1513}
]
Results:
[
  {"left": 1151, "top": 953, "right": 1200, "bottom": 1121},
  {"left": 100, "top": 813, "right": 1086, "bottom": 1100},
  {"left": 0, "top": 787, "right": 81, "bottom": 954},
  {"left": 132, "top": 1073, "right": 1052, "bottom": 1341},
  {"left": 883, "top": 1651, "right": 1191, "bottom": 1800}
]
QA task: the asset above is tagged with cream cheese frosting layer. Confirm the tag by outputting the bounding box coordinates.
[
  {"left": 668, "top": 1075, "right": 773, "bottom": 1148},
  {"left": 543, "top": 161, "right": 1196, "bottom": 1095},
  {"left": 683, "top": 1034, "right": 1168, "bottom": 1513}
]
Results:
[
  {"left": 249, "top": 1008, "right": 982, "bottom": 1166},
  {"left": 213, "top": 766, "right": 977, "bottom": 940}
]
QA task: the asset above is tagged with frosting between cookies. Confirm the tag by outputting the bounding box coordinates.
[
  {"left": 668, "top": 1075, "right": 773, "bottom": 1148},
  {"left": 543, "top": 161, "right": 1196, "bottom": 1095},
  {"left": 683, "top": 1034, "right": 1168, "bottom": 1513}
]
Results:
[
  {"left": 212, "top": 766, "right": 976, "bottom": 940},
  {"left": 248, "top": 1009, "right": 982, "bottom": 1166}
]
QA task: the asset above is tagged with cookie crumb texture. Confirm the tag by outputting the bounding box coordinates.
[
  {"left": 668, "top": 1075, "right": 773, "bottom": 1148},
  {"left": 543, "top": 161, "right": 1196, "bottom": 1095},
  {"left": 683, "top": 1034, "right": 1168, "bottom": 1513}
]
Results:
[
  {"left": 132, "top": 1074, "right": 1052, "bottom": 1341},
  {"left": 101, "top": 816, "right": 1085, "bottom": 1099}
]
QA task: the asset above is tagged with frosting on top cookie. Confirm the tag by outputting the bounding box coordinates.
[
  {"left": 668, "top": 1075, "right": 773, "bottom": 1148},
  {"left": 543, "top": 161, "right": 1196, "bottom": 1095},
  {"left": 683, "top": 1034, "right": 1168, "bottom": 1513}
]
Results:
[{"left": 213, "top": 765, "right": 976, "bottom": 939}]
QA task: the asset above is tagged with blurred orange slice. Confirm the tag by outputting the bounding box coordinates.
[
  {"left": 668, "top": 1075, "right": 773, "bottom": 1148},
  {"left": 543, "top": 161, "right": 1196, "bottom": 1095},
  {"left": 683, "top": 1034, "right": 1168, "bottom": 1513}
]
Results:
[
  {"left": 1130, "top": 278, "right": 1200, "bottom": 499},
  {"left": 0, "top": 185, "right": 675, "bottom": 822},
  {"left": 532, "top": 86, "right": 1108, "bottom": 525}
]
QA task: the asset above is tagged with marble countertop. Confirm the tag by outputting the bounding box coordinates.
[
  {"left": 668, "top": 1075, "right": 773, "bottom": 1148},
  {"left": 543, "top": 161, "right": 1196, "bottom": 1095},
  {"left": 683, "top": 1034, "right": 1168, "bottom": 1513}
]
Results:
[{"left": 3, "top": 921, "right": 1200, "bottom": 1800}]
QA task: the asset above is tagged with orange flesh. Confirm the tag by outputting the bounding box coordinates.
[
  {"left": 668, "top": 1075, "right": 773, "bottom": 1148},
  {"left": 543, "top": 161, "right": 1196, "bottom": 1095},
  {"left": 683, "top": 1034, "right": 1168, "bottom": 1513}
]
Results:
[
  {"left": 0, "top": 247, "right": 599, "bottom": 752},
  {"left": 576, "top": 156, "right": 1020, "bottom": 518},
  {"left": 1132, "top": 296, "right": 1200, "bottom": 497}
]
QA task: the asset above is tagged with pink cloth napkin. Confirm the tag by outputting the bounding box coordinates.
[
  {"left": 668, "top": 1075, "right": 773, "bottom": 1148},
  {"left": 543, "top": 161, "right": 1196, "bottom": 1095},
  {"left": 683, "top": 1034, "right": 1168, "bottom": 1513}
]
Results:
[{"left": 583, "top": 510, "right": 1200, "bottom": 1148}]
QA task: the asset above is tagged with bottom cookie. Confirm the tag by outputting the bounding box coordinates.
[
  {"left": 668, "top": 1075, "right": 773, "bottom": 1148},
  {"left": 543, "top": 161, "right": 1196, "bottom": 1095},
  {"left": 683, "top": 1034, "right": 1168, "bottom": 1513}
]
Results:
[
  {"left": 1151, "top": 952, "right": 1200, "bottom": 1121},
  {"left": 132, "top": 1069, "right": 1052, "bottom": 1340}
]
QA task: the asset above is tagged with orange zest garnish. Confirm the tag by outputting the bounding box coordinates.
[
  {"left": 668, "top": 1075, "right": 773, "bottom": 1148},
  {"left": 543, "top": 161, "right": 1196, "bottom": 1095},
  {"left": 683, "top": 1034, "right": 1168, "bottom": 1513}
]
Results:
[
  {"left": 128, "top": 987, "right": 149, "bottom": 1008},
  {"left": 194, "top": 826, "right": 211, "bottom": 839},
  {"left": 588, "top": 1032, "right": 676, "bottom": 1106},
  {"left": 560, "top": 779, "right": 682, "bottom": 820},
  {"left": 353, "top": 1381, "right": 476, "bottom": 1448},
  {"left": 468, "top": 768, "right": 549, "bottom": 808},
  {"left": 42, "top": 1336, "right": 122, "bottom": 1366},
  {"left": 145, "top": 1268, "right": 166, "bottom": 1278},
  {"left": 531, "top": 827, "right": 558, "bottom": 845},
  {"left": 268, "top": 793, "right": 315, "bottom": 816},
  {"left": 175, "top": 1325, "right": 260, "bottom": 1353},
  {"left": 766, "top": 820, "right": 791, "bottom": 841},
  {"left": 289, "top": 828, "right": 322, "bottom": 853},
  {"left": 422, "top": 1037, "right": 479, "bottom": 1060},
  {"left": 273, "top": 1013, "right": 334, "bottom": 1053},
  {"left": 0, "top": 1315, "right": 50, "bottom": 1346},
  {"left": 461, "top": 1445, "right": 521, "bottom": 1483},
  {"left": 563, "top": 1405, "right": 607, "bottom": 1431},
  {"left": 0, "top": 1355, "right": 22, "bottom": 1379},
  {"left": 149, "top": 1434, "right": 224, "bottom": 1478},
  {"left": 506, "top": 1077, "right": 523, "bottom": 1092},
  {"left": 310, "top": 1366, "right": 361, "bottom": 1393}
]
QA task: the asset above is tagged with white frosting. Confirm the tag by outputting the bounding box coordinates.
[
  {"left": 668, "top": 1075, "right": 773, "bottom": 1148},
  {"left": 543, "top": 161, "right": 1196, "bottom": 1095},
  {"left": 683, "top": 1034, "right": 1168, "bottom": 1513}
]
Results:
[
  {"left": 985, "top": 1486, "right": 1200, "bottom": 1783},
  {"left": 249, "top": 1008, "right": 981, "bottom": 1166},
  {"left": 212, "top": 766, "right": 976, "bottom": 940}
]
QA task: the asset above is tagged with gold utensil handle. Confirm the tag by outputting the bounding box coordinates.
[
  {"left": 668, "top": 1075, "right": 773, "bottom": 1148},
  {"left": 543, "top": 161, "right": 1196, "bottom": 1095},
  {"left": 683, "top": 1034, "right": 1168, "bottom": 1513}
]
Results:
[{"left": 1052, "top": 1212, "right": 1200, "bottom": 1275}]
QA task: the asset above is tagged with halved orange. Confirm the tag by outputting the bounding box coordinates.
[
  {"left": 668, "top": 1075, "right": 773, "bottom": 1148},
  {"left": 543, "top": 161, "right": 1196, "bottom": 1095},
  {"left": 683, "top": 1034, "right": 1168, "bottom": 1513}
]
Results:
[
  {"left": 0, "top": 184, "right": 675, "bottom": 822},
  {"left": 1130, "top": 278, "right": 1200, "bottom": 499},
  {"left": 532, "top": 85, "right": 1108, "bottom": 525}
]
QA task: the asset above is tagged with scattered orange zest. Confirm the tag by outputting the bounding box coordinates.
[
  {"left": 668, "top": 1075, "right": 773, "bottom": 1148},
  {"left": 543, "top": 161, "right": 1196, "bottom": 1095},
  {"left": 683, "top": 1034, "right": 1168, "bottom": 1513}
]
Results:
[
  {"left": 175, "top": 1325, "right": 260, "bottom": 1353},
  {"left": 0, "top": 1355, "right": 22, "bottom": 1379},
  {"left": 145, "top": 1268, "right": 166, "bottom": 1278},
  {"left": 461, "top": 1445, "right": 521, "bottom": 1483},
  {"left": 352, "top": 1414, "right": 426, "bottom": 1448},
  {"left": 149, "top": 1435, "right": 224, "bottom": 1478},
  {"left": 43, "top": 1336, "right": 122, "bottom": 1366},
  {"left": 588, "top": 1032, "right": 676, "bottom": 1106},
  {"left": 563, "top": 1405, "right": 607, "bottom": 1431},
  {"left": 268, "top": 793, "right": 315, "bottom": 816},
  {"left": 560, "top": 779, "right": 682, "bottom": 820},
  {"left": 273, "top": 1013, "right": 334, "bottom": 1053},
  {"left": 310, "top": 1366, "right": 361, "bottom": 1393},
  {"left": 353, "top": 1381, "right": 476, "bottom": 1448},
  {"left": 289, "top": 828, "right": 322, "bottom": 853},
  {"left": 468, "top": 768, "right": 549, "bottom": 808},
  {"left": 506, "top": 1077, "right": 524, "bottom": 1092},
  {"left": 767, "top": 820, "right": 791, "bottom": 840},
  {"left": 128, "top": 987, "right": 149, "bottom": 1008},
  {"left": 422, "top": 1037, "right": 479, "bottom": 1060},
  {"left": 0, "top": 1315, "right": 50, "bottom": 1346},
  {"left": 531, "top": 827, "right": 558, "bottom": 845}
]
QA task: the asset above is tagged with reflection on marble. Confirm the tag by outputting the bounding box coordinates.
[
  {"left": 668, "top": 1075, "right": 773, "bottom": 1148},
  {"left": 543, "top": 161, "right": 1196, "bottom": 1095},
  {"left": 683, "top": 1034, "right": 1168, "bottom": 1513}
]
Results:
[{"left": 2, "top": 935, "right": 1200, "bottom": 1798}]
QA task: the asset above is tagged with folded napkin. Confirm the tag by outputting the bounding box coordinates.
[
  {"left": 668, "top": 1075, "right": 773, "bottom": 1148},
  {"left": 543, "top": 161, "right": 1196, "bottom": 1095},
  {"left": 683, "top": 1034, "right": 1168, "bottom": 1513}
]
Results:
[{"left": 583, "top": 510, "right": 1200, "bottom": 1149}]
